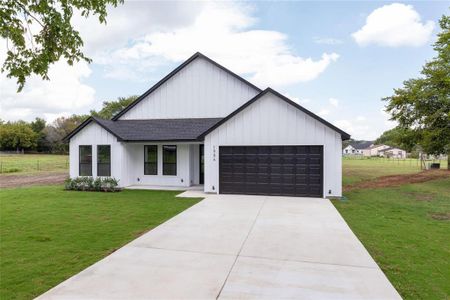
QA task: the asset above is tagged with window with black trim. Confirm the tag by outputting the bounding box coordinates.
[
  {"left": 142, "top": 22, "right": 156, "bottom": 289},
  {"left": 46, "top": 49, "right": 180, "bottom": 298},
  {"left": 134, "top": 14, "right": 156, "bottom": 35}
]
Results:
[
  {"left": 144, "top": 145, "right": 158, "bottom": 175},
  {"left": 97, "top": 145, "right": 111, "bottom": 176},
  {"left": 163, "top": 145, "right": 177, "bottom": 175},
  {"left": 79, "top": 145, "right": 92, "bottom": 176}
]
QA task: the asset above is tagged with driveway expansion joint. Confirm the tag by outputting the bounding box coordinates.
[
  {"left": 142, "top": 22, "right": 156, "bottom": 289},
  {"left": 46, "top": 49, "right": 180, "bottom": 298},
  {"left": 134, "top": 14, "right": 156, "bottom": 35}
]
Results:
[
  {"left": 130, "top": 244, "right": 236, "bottom": 257},
  {"left": 238, "top": 254, "right": 379, "bottom": 270},
  {"left": 215, "top": 196, "right": 268, "bottom": 299}
]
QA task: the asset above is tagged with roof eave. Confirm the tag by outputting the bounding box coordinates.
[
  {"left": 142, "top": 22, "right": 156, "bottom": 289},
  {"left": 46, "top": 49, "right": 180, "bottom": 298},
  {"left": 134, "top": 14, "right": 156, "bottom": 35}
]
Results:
[
  {"left": 62, "top": 117, "right": 123, "bottom": 142},
  {"left": 119, "top": 138, "right": 203, "bottom": 143}
]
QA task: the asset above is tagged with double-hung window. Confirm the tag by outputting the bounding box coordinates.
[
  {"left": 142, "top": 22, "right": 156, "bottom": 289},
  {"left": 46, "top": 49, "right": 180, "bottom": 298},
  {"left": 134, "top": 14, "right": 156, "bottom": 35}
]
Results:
[
  {"left": 79, "top": 145, "right": 92, "bottom": 176},
  {"left": 163, "top": 145, "right": 177, "bottom": 176},
  {"left": 97, "top": 145, "right": 111, "bottom": 176},
  {"left": 144, "top": 145, "right": 158, "bottom": 175}
]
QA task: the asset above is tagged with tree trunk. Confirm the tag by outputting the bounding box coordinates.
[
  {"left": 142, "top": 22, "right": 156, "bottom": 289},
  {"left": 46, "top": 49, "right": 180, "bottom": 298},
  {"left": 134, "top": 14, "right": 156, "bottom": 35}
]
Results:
[{"left": 448, "top": 149, "right": 450, "bottom": 170}]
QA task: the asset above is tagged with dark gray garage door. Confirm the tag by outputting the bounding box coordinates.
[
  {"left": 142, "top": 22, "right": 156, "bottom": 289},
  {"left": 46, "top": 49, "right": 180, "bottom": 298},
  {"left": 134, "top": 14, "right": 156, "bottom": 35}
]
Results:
[{"left": 219, "top": 146, "right": 323, "bottom": 197}]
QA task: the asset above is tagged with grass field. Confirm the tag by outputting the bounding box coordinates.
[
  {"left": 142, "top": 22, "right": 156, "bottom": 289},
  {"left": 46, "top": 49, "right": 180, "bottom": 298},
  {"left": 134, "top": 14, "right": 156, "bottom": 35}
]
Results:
[
  {"left": 1, "top": 155, "right": 449, "bottom": 299},
  {"left": 0, "top": 154, "right": 69, "bottom": 174},
  {"left": 0, "top": 187, "right": 201, "bottom": 299},
  {"left": 342, "top": 157, "right": 446, "bottom": 186},
  {"left": 334, "top": 178, "right": 450, "bottom": 299}
]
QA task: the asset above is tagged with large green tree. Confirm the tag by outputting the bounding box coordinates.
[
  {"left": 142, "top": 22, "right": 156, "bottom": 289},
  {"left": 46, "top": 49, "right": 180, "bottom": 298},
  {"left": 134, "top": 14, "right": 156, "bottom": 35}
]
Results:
[
  {"left": 0, "top": 95, "right": 137, "bottom": 153},
  {"left": 375, "top": 127, "right": 417, "bottom": 153},
  {"left": 0, "top": 0, "right": 123, "bottom": 91},
  {"left": 44, "top": 114, "right": 88, "bottom": 153},
  {"left": 91, "top": 95, "right": 138, "bottom": 119},
  {"left": 0, "top": 121, "right": 37, "bottom": 151},
  {"left": 30, "top": 117, "right": 48, "bottom": 152},
  {"left": 384, "top": 15, "right": 450, "bottom": 167}
]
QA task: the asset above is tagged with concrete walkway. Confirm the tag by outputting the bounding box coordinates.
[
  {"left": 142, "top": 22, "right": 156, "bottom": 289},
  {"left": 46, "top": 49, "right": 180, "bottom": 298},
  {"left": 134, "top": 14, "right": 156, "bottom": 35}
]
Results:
[{"left": 37, "top": 195, "right": 401, "bottom": 299}]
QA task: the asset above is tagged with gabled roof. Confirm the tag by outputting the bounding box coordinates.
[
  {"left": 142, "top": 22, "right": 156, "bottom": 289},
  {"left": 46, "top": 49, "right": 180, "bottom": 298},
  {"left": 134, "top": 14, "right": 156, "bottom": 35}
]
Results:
[
  {"left": 351, "top": 141, "right": 373, "bottom": 149},
  {"left": 63, "top": 117, "right": 223, "bottom": 142},
  {"left": 379, "top": 146, "right": 404, "bottom": 152},
  {"left": 199, "top": 88, "right": 351, "bottom": 140},
  {"left": 111, "top": 52, "right": 262, "bottom": 121}
]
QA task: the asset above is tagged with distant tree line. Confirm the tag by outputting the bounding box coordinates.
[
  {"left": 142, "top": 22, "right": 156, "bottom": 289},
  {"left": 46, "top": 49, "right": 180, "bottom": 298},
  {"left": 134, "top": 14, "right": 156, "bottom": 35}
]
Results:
[{"left": 0, "top": 96, "right": 137, "bottom": 153}]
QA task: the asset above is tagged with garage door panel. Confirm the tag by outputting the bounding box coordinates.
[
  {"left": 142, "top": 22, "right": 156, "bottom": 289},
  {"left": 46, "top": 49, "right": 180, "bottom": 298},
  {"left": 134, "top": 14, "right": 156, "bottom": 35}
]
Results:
[
  {"left": 257, "top": 165, "right": 269, "bottom": 173},
  {"left": 309, "top": 145, "right": 322, "bottom": 153},
  {"left": 257, "top": 173, "right": 269, "bottom": 183},
  {"left": 282, "top": 165, "right": 295, "bottom": 174},
  {"left": 282, "top": 175, "right": 295, "bottom": 185},
  {"left": 295, "top": 175, "right": 307, "bottom": 183},
  {"left": 269, "top": 175, "right": 282, "bottom": 184},
  {"left": 219, "top": 146, "right": 323, "bottom": 197},
  {"left": 309, "top": 158, "right": 321, "bottom": 165}
]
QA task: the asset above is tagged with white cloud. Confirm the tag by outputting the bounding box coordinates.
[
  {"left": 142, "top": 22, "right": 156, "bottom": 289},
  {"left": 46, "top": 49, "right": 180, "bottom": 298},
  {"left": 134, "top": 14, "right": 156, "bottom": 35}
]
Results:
[
  {"left": 356, "top": 115, "right": 366, "bottom": 122},
  {"left": 318, "top": 109, "right": 330, "bottom": 117},
  {"left": 300, "top": 98, "right": 311, "bottom": 104},
  {"left": 282, "top": 93, "right": 311, "bottom": 105},
  {"left": 72, "top": 2, "right": 204, "bottom": 58},
  {"left": 104, "top": 2, "right": 339, "bottom": 87},
  {"left": 0, "top": 60, "right": 96, "bottom": 122},
  {"left": 329, "top": 97, "right": 339, "bottom": 107},
  {"left": 334, "top": 119, "right": 370, "bottom": 139},
  {"left": 333, "top": 111, "right": 397, "bottom": 140},
  {"left": 352, "top": 3, "right": 434, "bottom": 47},
  {"left": 0, "top": 2, "right": 339, "bottom": 121},
  {"left": 314, "top": 97, "right": 339, "bottom": 118},
  {"left": 313, "top": 37, "right": 343, "bottom": 45}
]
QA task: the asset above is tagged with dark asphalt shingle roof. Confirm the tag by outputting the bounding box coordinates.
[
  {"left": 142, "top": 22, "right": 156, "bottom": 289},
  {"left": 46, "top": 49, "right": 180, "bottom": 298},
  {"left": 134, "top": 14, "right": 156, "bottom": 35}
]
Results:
[
  {"left": 94, "top": 117, "right": 223, "bottom": 141},
  {"left": 351, "top": 141, "right": 373, "bottom": 149},
  {"left": 64, "top": 117, "right": 223, "bottom": 142}
]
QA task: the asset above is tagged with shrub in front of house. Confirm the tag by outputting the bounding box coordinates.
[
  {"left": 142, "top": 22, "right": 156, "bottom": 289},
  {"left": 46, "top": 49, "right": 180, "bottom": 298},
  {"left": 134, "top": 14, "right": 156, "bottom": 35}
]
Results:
[{"left": 64, "top": 177, "right": 121, "bottom": 192}]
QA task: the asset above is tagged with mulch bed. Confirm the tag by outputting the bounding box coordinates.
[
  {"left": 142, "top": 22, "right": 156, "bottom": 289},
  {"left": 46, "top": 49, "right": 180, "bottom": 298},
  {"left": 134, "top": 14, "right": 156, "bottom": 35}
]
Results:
[{"left": 344, "top": 169, "right": 450, "bottom": 192}]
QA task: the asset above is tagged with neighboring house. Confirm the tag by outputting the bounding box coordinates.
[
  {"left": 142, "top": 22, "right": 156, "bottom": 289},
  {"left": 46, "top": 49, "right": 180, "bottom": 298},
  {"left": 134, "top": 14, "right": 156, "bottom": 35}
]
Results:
[
  {"left": 343, "top": 141, "right": 372, "bottom": 156},
  {"left": 64, "top": 52, "right": 350, "bottom": 198},
  {"left": 361, "top": 144, "right": 407, "bottom": 158},
  {"left": 378, "top": 147, "right": 407, "bottom": 158},
  {"left": 362, "top": 144, "right": 390, "bottom": 157},
  {"left": 343, "top": 145, "right": 361, "bottom": 155}
]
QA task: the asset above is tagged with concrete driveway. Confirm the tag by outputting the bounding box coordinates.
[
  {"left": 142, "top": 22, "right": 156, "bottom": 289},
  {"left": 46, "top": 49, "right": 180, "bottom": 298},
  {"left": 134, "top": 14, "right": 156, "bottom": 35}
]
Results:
[{"left": 37, "top": 195, "right": 400, "bottom": 299}]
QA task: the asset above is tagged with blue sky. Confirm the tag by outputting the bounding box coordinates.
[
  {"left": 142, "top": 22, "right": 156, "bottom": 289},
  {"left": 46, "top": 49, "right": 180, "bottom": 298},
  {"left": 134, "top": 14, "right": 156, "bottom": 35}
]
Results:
[{"left": 1, "top": 1, "right": 447, "bottom": 140}]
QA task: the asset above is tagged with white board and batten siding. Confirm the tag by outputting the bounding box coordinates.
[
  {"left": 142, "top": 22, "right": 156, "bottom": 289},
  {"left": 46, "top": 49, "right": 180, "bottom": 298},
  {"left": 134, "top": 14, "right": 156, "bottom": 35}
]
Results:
[
  {"left": 204, "top": 92, "right": 343, "bottom": 197},
  {"left": 122, "top": 143, "right": 200, "bottom": 187},
  {"left": 117, "top": 57, "right": 259, "bottom": 120},
  {"left": 69, "top": 122, "right": 129, "bottom": 186}
]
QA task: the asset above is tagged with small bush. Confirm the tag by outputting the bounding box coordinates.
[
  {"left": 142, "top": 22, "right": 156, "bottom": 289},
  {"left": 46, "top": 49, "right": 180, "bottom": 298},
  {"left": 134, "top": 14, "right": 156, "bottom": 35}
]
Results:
[
  {"left": 64, "top": 177, "right": 121, "bottom": 192},
  {"left": 2, "top": 168, "right": 21, "bottom": 173}
]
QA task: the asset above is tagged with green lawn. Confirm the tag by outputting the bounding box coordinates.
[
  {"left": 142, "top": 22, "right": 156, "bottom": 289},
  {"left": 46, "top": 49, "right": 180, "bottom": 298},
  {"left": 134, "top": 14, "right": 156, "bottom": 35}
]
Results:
[
  {"left": 0, "top": 154, "right": 69, "bottom": 174},
  {"left": 343, "top": 157, "right": 448, "bottom": 186},
  {"left": 343, "top": 158, "right": 421, "bottom": 186},
  {"left": 334, "top": 178, "right": 450, "bottom": 299},
  {"left": 0, "top": 186, "right": 202, "bottom": 299},
  {"left": 1, "top": 158, "right": 448, "bottom": 300}
]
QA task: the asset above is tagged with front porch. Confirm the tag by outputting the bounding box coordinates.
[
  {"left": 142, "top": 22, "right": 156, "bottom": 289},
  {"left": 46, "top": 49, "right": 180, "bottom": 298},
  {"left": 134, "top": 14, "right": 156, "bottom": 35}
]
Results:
[{"left": 121, "top": 142, "right": 204, "bottom": 189}]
